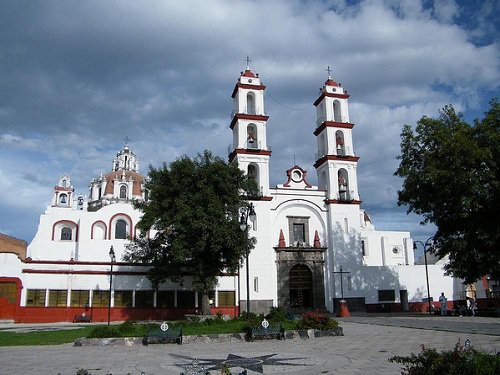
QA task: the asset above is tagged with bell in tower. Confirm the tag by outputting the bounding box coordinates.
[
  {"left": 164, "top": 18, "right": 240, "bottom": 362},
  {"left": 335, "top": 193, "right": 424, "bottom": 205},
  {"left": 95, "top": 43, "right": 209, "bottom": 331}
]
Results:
[{"left": 53, "top": 174, "right": 74, "bottom": 208}]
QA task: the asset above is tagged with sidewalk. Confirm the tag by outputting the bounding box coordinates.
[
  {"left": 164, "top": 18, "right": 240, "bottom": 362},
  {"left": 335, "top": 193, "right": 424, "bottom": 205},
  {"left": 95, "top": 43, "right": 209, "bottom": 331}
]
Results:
[{"left": 0, "top": 315, "right": 499, "bottom": 374}]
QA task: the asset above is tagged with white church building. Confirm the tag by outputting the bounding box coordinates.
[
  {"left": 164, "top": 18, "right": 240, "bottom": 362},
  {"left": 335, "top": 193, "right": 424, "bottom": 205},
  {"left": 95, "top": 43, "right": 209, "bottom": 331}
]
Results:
[{"left": 0, "top": 66, "right": 487, "bottom": 323}]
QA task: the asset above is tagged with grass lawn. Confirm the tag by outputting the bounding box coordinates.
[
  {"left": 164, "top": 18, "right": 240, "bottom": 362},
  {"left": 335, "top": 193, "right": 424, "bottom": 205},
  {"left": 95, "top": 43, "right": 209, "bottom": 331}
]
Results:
[
  {"left": 0, "top": 311, "right": 336, "bottom": 346},
  {"left": 0, "top": 326, "right": 96, "bottom": 346}
]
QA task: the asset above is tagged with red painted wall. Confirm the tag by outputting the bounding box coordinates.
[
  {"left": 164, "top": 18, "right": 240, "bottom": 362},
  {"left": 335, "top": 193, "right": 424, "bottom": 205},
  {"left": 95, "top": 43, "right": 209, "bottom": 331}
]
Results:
[{"left": 12, "top": 306, "right": 240, "bottom": 323}]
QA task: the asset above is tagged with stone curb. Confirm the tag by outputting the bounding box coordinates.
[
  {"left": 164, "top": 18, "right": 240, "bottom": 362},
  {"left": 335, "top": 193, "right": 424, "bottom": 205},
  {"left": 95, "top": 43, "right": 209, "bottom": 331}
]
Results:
[{"left": 74, "top": 327, "right": 343, "bottom": 346}]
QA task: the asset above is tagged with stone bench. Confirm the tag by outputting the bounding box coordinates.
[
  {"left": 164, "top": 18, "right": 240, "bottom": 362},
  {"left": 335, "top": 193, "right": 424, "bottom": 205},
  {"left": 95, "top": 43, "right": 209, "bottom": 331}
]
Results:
[{"left": 142, "top": 324, "right": 182, "bottom": 345}]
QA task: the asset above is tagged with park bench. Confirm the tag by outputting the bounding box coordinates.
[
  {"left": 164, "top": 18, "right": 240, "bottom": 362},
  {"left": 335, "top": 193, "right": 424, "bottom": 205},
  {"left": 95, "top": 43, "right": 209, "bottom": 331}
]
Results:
[
  {"left": 142, "top": 323, "right": 182, "bottom": 345},
  {"left": 72, "top": 312, "right": 91, "bottom": 323},
  {"left": 248, "top": 320, "right": 285, "bottom": 341}
]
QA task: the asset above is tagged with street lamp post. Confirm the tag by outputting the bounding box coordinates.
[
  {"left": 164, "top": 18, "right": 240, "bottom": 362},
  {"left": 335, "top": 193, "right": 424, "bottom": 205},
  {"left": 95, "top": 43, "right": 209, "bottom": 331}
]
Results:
[
  {"left": 239, "top": 203, "right": 256, "bottom": 316},
  {"left": 107, "top": 246, "right": 116, "bottom": 326},
  {"left": 413, "top": 237, "right": 433, "bottom": 315}
]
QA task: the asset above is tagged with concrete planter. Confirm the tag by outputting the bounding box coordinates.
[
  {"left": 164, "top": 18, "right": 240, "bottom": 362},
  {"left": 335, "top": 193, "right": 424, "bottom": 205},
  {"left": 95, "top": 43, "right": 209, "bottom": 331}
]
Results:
[{"left": 74, "top": 327, "right": 343, "bottom": 346}]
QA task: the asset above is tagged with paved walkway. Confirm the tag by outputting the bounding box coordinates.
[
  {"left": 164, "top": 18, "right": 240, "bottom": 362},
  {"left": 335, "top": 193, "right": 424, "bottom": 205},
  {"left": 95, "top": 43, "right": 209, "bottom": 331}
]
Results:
[{"left": 0, "top": 315, "right": 499, "bottom": 375}]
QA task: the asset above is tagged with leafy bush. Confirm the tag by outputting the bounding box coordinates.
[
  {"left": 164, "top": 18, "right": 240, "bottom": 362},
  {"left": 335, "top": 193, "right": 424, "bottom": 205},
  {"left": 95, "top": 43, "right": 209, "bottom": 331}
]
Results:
[
  {"left": 266, "top": 307, "right": 287, "bottom": 323},
  {"left": 87, "top": 325, "right": 121, "bottom": 338},
  {"left": 389, "top": 340, "right": 500, "bottom": 375},
  {"left": 295, "top": 311, "right": 339, "bottom": 331}
]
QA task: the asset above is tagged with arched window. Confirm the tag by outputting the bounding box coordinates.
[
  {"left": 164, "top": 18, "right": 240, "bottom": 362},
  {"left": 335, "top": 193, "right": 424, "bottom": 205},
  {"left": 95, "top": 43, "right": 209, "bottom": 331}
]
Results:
[
  {"left": 319, "top": 134, "right": 326, "bottom": 157},
  {"left": 333, "top": 100, "right": 342, "bottom": 122},
  {"left": 248, "top": 164, "right": 258, "bottom": 185},
  {"left": 92, "top": 222, "right": 106, "bottom": 240},
  {"left": 319, "top": 171, "right": 327, "bottom": 190},
  {"left": 62, "top": 179, "right": 68, "bottom": 187},
  {"left": 120, "top": 185, "right": 127, "bottom": 199},
  {"left": 115, "top": 219, "right": 127, "bottom": 239},
  {"left": 61, "top": 227, "right": 72, "bottom": 241},
  {"left": 338, "top": 169, "right": 349, "bottom": 201},
  {"left": 246, "top": 92, "right": 256, "bottom": 114},
  {"left": 247, "top": 124, "right": 258, "bottom": 148},
  {"left": 335, "top": 130, "right": 345, "bottom": 156},
  {"left": 59, "top": 194, "right": 67, "bottom": 204}
]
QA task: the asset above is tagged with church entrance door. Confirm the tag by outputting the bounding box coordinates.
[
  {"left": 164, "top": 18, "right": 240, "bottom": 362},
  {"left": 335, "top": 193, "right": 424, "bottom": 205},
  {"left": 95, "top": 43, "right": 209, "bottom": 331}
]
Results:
[{"left": 289, "top": 264, "right": 313, "bottom": 309}]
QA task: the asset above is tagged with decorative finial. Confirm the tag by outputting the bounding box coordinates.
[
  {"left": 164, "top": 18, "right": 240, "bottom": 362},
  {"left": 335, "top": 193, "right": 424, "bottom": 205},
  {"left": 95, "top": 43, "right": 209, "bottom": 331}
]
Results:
[
  {"left": 246, "top": 55, "right": 251, "bottom": 70},
  {"left": 123, "top": 136, "right": 130, "bottom": 146},
  {"left": 326, "top": 65, "right": 332, "bottom": 79}
]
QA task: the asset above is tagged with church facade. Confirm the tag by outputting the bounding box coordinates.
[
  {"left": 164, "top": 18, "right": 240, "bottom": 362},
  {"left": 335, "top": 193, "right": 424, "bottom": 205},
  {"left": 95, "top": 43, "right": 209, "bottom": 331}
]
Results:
[{"left": 0, "top": 67, "right": 486, "bottom": 323}]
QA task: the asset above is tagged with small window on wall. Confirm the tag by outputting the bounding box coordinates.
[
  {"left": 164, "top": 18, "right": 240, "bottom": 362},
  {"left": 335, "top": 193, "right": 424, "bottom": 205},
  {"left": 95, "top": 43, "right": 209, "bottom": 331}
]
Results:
[
  {"left": 48, "top": 290, "right": 68, "bottom": 307},
  {"left": 115, "top": 219, "right": 127, "bottom": 239},
  {"left": 378, "top": 290, "right": 396, "bottom": 302},
  {"left": 288, "top": 216, "right": 310, "bottom": 247},
  {"left": 361, "top": 240, "right": 366, "bottom": 256},
  {"left": 26, "top": 289, "right": 46, "bottom": 307},
  {"left": 157, "top": 291, "right": 175, "bottom": 308},
  {"left": 92, "top": 290, "right": 110, "bottom": 307},
  {"left": 61, "top": 227, "right": 72, "bottom": 241},
  {"left": 70, "top": 290, "right": 89, "bottom": 307},
  {"left": 135, "top": 290, "right": 154, "bottom": 308},
  {"left": 114, "top": 290, "right": 133, "bottom": 307},
  {"left": 218, "top": 291, "right": 235, "bottom": 307}
]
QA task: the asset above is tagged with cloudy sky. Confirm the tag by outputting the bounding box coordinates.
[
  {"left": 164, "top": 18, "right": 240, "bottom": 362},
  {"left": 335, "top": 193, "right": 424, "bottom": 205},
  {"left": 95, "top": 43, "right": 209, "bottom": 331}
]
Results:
[{"left": 1, "top": 0, "right": 498, "bottom": 249}]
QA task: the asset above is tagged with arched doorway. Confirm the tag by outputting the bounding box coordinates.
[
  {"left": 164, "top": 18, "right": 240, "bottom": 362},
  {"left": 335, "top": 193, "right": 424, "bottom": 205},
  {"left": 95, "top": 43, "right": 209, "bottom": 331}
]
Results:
[{"left": 289, "top": 264, "right": 313, "bottom": 309}]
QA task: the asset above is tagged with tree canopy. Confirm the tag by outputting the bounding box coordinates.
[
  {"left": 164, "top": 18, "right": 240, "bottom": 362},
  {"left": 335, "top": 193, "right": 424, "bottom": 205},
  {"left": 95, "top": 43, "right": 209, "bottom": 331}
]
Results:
[
  {"left": 124, "top": 150, "right": 257, "bottom": 313},
  {"left": 395, "top": 99, "right": 500, "bottom": 283}
]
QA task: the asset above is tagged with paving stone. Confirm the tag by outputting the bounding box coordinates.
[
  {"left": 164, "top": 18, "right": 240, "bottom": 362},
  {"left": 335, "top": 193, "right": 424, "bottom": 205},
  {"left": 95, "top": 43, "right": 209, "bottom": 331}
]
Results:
[{"left": 0, "top": 315, "right": 498, "bottom": 374}]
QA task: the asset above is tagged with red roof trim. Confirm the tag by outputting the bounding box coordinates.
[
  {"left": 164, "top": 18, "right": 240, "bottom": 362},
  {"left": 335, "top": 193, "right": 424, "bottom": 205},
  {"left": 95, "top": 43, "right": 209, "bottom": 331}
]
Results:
[
  {"left": 231, "top": 83, "right": 266, "bottom": 98},
  {"left": 230, "top": 113, "right": 269, "bottom": 129},
  {"left": 314, "top": 155, "right": 360, "bottom": 168},
  {"left": 228, "top": 148, "right": 272, "bottom": 162},
  {"left": 313, "top": 91, "right": 350, "bottom": 106},
  {"left": 241, "top": 69, "right": 256, "bottom": 77},
  {"left": 22, "top": 268, "right": 237, "bottom": 277},
  {"left": 314, "top": 121, "right": 354, "bottom": 136}
]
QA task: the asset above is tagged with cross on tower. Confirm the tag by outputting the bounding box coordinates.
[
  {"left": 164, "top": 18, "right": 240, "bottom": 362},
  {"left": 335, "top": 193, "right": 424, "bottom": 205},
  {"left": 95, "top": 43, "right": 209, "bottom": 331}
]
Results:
[
  {"left": 326, "top": 65, "right": 332, "bottom": 79},
  {"left": 123, "top": 136, "right": 130, "bottom": 145},
  {"left": 246, "top": 56, "right": 251, "bottom": 69}
]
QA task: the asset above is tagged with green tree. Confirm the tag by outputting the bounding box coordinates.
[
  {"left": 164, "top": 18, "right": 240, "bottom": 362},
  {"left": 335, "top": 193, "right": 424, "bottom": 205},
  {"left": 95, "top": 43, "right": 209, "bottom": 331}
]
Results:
[
  {"left": 124, "top": 150, "right": 257, "bottom": 314},
  {"left": 395, "top": 99, "right": 500, "bottom": 283}
]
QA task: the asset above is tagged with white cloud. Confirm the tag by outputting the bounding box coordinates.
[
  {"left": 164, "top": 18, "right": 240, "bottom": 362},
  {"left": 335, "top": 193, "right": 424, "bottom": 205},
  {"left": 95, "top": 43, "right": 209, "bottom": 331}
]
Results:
[{"left": 0, "top": 0, "right": 498, "bottom": 242}]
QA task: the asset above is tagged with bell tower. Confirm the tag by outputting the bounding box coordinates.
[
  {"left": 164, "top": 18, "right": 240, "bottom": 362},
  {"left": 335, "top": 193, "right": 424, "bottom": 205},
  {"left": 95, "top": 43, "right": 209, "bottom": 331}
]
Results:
[
  {"left": 228, "top": 60, "right": 271, "bottom": 197},
  {"left": 313, "top": 69, "right": 361, "bottom": 204},
  {"left": 52, "top": 175, "right": 74, "bottom": 208}
]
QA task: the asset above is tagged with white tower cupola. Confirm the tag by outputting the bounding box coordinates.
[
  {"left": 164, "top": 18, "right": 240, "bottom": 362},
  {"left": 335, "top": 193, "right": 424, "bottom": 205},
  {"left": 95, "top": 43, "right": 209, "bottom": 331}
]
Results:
[
  {"left": 229, "top": 61, "right": 272, "bottom": 198},
  {"left": 87, "top": 144, "right": 145, "bottom": 211},
  {"left": 52, "top": 175, "right": 74, "bottom": 208},
  {"left": 313, "top": 69, "right": 361, "bottom": 204}
]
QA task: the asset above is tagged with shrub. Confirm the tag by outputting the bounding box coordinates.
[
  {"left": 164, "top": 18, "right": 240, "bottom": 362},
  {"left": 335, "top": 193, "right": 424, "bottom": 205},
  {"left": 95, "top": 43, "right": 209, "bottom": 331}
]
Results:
[
  {"left": 389, "top": 340, "right": 500, "bottom": 375},
  {"left": 266, "top": 307, "right": 287, "bottom": 323},
  {"left": 87, "top": 325, "right": 121, "bottom": 338},
  {"left": 295, "top": 311, "right": 339, "bottom": 331}
]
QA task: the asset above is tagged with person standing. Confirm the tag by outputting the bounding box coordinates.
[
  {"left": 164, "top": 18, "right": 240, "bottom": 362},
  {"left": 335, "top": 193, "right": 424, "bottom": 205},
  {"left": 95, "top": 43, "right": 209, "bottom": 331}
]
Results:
[
  {"left": 467, "top": 297, "right": 477, "bottom": 316},
  {"left": 439, "top": 292, "right": 448, "bottom": 316}
]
